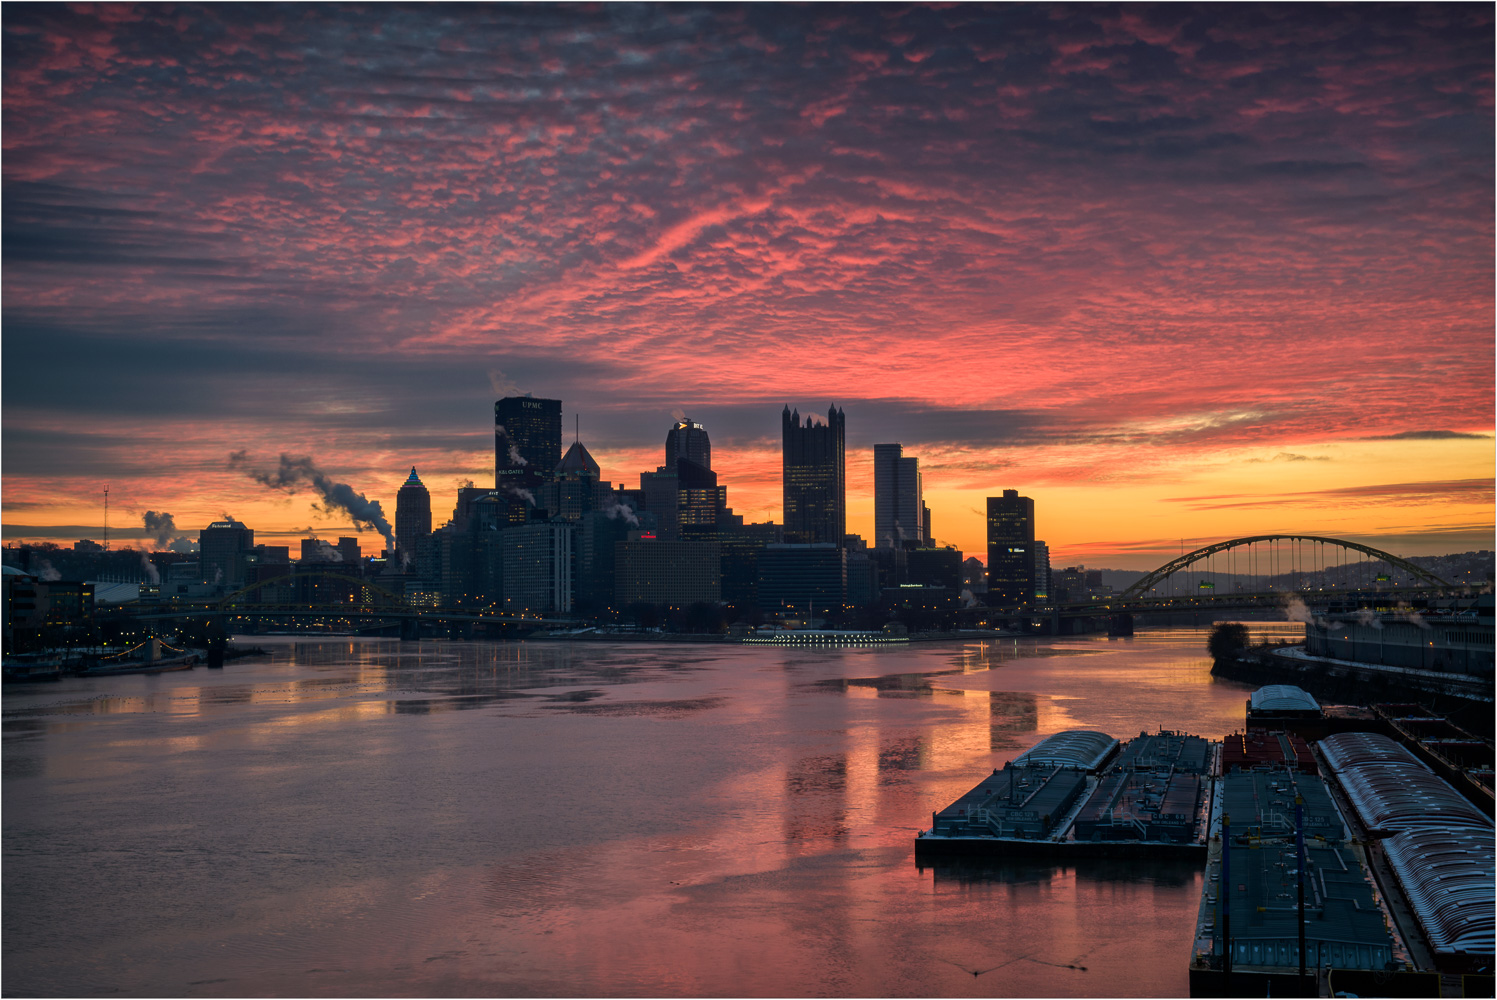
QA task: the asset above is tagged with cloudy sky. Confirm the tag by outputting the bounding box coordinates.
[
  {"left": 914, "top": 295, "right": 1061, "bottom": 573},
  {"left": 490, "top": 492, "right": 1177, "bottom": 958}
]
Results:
[{"left": 3, "top": 3, "right": 1492, "bottom": 567}]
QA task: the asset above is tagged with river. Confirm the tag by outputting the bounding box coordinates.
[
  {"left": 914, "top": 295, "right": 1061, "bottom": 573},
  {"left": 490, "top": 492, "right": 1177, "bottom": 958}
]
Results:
[{"left": 3, "top": 625, "right": 1303, "bottom": 997}]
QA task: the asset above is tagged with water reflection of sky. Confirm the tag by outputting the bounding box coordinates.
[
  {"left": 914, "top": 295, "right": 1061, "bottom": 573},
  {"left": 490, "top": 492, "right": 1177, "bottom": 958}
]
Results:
[{"left": 4, "top": 630, "right": 1259, "bottom": 997}]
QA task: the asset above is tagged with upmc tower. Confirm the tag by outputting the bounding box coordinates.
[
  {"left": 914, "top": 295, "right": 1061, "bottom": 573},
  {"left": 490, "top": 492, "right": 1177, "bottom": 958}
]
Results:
[
  {"left": 496, "top": 395, "right": 562, "bottom": 486},
  {"left": 782, "top": 404, "right": 845, "bottom": 545}
]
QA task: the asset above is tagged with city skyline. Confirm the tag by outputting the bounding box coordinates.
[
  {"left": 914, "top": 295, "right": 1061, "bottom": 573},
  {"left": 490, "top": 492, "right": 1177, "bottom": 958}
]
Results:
[{"left": 3, "top": 5, "right": 1493, "bottom": 569}]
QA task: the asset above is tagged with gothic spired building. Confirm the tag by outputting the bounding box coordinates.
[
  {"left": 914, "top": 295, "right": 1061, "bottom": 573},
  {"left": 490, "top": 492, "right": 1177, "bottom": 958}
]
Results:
[
  {"left": 495, "top": 395, "right": 562, "bottom": 487},
  {"left": 782, "top": 405, "right": 846, "bottom": 546}
]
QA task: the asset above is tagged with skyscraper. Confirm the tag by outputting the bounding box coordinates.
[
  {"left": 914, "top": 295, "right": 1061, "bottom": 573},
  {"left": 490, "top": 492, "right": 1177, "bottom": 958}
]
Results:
[
  {"left": 495, "top": 395, "right": 562, "bottom": 487},
  {"left": 665, "top": 418, "right": 711, "bottom": 470},
  {"left": 199, "top": 518, "right": 254, "bottom": 589},
  {"left": 782, "top": 405, "right": 845, "bottom": 546},
  {"left": 986, "top": 489, "right": 1036, "bottom": 606},
  {"left": 873, "top": 443, "right": 923, "bottom": 549},
  {"left": 395, "top": 467, "right": 432, "bottom": 565}
]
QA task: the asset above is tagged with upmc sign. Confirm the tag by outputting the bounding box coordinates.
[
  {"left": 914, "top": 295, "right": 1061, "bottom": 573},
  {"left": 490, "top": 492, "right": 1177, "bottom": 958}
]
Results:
[{"left": 523, "top": 401, "right": 542, "bottom": 409}]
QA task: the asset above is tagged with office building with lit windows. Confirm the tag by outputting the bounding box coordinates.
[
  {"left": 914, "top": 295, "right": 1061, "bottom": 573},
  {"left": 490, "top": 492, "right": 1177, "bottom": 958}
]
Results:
[
  {"left": 495, "top": 395, "right": 562, "bottom": 487},
  {"left": 501, "top": 521, "right": 574, "bottom": 614},
  {"left": 782, "top": 405, "right": 845, "bottom": 546},
  {"left": 986, "top": 490, "right": 1036, "bottom": 606}
]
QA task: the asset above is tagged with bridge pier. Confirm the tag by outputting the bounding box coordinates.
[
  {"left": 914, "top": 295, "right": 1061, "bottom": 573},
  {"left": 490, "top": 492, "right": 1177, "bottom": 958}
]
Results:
[
  {"left": 205, "top": 615, "right": 228, "bottom": 668},
  {"left": 399, "top": 617, "right": 421, "bottom": 642},
  {"left": 1108, "top": 613, "right": 1134, "bottom": 637}
]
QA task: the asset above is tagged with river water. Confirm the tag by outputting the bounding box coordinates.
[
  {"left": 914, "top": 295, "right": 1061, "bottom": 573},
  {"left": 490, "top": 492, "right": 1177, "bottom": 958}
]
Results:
[{"left": 3, "top": 626, "right": 1302, "bottom": 997}]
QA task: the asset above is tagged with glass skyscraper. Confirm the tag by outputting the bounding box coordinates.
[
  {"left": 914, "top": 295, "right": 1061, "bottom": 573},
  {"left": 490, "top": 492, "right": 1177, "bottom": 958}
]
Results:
[
  {"left": 782, "top": 405, "right": 845, "bottom": 546},
  {"left": 665, "top": 418, "right": 711, "bottom": 470},
  {"left": 873, "top": 443, "right": 923, "bottom": 549},
  {"left": 986, "top": 489, "right": 1036, "bottom": 607},
  {"left": 495, "top": 395, "right": 562, "bottom": 487},
  {"left": 394, "top": 467, "right": 432, "bottom": 567}
]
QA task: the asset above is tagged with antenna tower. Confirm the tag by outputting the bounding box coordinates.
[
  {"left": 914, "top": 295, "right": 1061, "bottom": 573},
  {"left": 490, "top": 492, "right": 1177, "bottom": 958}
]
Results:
[{"left": 103, "top": 485, "right": 110, "bottom": 551}]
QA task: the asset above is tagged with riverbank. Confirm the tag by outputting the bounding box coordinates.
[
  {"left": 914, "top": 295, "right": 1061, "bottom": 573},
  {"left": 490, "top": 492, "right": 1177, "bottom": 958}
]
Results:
[
  {"left": 527, "top": 628, "right": 1015, "bottom": 644},
  {"left": 1212, "top": 643, "right": 1493, "bottom": 738}
]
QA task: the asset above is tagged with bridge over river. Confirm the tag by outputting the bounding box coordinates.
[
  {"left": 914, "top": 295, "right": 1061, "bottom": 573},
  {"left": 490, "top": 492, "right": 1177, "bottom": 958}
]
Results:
[{"left": 101, "top": 534, "right": 1471, "bottom": 638}]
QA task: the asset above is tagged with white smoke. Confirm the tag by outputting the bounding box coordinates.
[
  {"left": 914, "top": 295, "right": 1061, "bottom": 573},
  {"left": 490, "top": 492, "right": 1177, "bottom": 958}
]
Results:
[
  {"left": 959, "top": 589, "right": 978, "bottom": 608},
  {"left": 488, "top": 369, "right": 519, "bottom": 397},
  {"left": 1353, "top": 608, "right": 1382, "bottom": 629},
  {"left": 37, "top": 559, "right": 61, "bottom": 582},
  {"left": 142, "top": 510, "right": 177, "bottom": 548},
  {"left": 602, "top": 499, "right": 640, "bottom": 526},
  {"left": 305, "top": 539, "right": 342, "bottom": 563},
  {"left": 1392, "top": 602, "right": 1430, "bottom": 629},
  {"left": 670, "top": 408, "right": 686, "bottom": 422},
  {"left": 1282, "top": 595, "right": 1328, "bottom": 627},
  {"left": 230, "top": 451, "right": 396, "bottom": 554},
  {"left": 167, "top": 537, "right": 198, "bottom": 554},
  {"left": 139, "top": 550, "right": 161, "bottom": 585},
  {"left": 495, "top": 425, "right": 527, "bottom": 467}
]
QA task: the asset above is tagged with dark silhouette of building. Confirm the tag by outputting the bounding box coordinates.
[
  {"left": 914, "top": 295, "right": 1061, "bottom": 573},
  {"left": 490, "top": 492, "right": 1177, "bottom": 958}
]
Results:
[
  {"left": 782, "top": 405, "right": 845, "bottom": 546},
  {"left": 199, "top": 518, "right": 254, "bottom": 590},
  {"left": 495, "top": 395, "right": 562, "bottom": 487},
  {"left": 665, "top": 418, "right": 711, "bottom": 470},
  {"left": 395, "top": 467, "right": 432, "bottom": 566},
  {"left": 874, "top": 443, "right": 923, "bottom": 549},
  {"left": 550, "top": 440, "right": 607, "bottom": 521},
  {"left": 986, "top": 490, "right": 1035, "bottom": 606},
  {"left": 615, "top": 533, "right": 720, "bottom": 607},
  {"left": 757, "top": 543, "right": 846, "bottom": 618}
]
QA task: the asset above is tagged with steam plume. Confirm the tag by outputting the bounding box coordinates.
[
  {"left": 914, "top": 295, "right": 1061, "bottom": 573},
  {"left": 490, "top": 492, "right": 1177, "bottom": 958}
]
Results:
[
  {"left": 1283, "top": 595, "right": 1328, "bottom": 628},
  {"left": 143, "top": 510, "right": 176, "bottom": 548},
  {"left": 495, "top": 425, "right": 527, "bottom": 466},
  {"left": 500, "top": 484, "right": 536, "bottom": 506},
  {"left": 1392, "top": 602, "right": 1429, "bottom": 629},
  {"left": 140, "top": 550, "right": 161, "bottom": 585},
  {"left": 230, "top": 452, "right": 396, "bottom": 553},
  {"left": 489, "top": 369, "right": 519, "bottom": 397},
  {"left": 602, "top": 499, "right": 640, "bottom": 526}
]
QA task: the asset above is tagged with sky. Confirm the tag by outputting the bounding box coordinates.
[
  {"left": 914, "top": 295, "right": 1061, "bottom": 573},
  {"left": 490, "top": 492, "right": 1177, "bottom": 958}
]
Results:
[{"left": 3, "top": 3, "right": 1493, "bottom": 569}]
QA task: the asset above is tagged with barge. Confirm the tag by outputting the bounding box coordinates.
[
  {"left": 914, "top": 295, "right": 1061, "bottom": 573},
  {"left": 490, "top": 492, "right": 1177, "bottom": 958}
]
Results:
[{"left": 915, "top": 729, "right": 1216, "bottom": 862}]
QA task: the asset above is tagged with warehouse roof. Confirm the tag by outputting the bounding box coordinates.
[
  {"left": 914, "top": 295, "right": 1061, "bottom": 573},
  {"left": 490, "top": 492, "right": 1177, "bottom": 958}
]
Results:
[
  {"left": 1012, "top": 730, "right": 1118, "bottom": 771},
  {"left": 1249, "top": 685, "right": 1320, "bottom": 713}
]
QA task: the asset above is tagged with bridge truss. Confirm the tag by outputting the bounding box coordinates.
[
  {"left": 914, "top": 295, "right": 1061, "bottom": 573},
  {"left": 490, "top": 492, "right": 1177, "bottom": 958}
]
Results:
[{"left": 1118, "top": 534, "right": 1451, "bottom": 602}]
